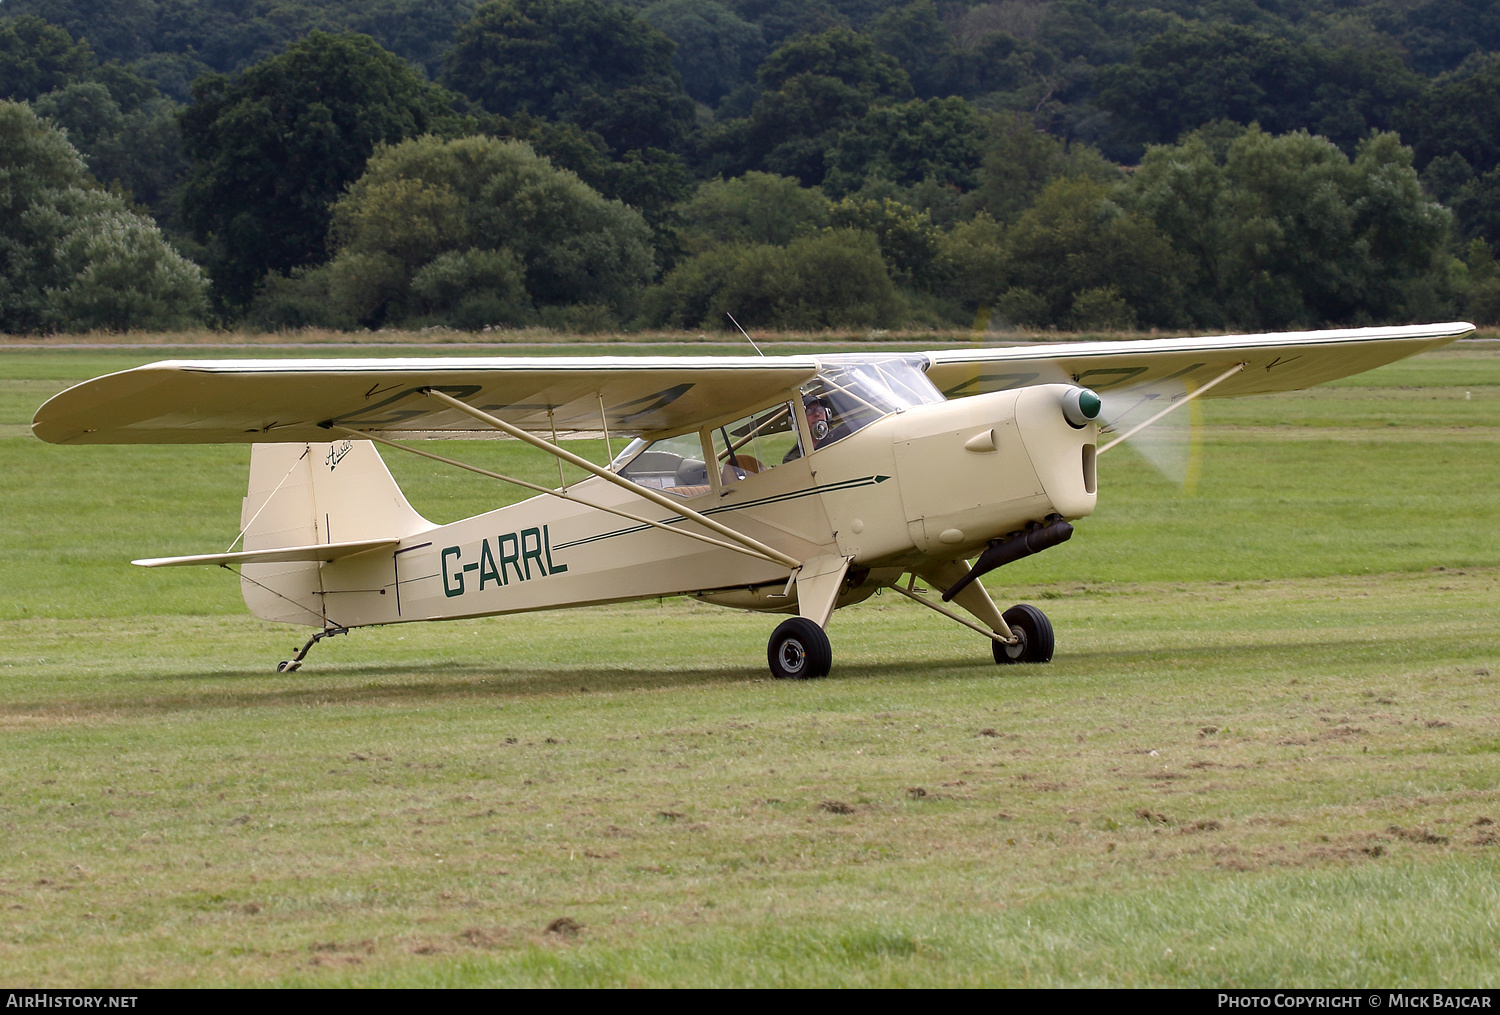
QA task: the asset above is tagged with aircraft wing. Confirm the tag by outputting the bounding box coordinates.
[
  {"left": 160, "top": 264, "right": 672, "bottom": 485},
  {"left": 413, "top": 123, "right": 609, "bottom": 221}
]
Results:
[
  {"left": 922, "top": 323, "right": 1473, "bottom": 401},
  {"left": 33, "top": 356, "right": 820, "bottom": 445},
  {"left": 33, "top": 324, "right": 1471, "bottom": 446}
]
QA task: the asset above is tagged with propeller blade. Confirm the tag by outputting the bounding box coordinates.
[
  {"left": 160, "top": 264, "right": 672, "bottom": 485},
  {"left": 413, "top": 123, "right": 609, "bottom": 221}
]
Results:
[{"left": 1097, "top": 380, "right": 1203, "bottom": 492}]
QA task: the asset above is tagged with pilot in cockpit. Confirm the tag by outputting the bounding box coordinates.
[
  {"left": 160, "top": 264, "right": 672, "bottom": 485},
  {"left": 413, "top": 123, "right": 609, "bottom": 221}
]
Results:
[{"left": 783, "top": 394, "right": 850, "bottom": 462}]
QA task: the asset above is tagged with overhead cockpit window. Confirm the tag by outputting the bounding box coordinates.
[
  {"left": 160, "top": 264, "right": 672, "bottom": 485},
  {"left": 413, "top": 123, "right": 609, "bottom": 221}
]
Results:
[
  {"left": 615, "top": 433, "right": 711, "bottom": 498},
  {"left": 800, "top": 355, "right": 944, "bottom": 450}
]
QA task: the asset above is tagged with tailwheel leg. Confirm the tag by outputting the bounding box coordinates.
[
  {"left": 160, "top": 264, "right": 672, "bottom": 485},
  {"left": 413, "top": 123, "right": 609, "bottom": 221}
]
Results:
[
  {"left": 992, "top": 605, "right": 1054, "bottom": 665},
  {"left": 277, "top": 626, "right": 349, "bottom": 673},
  {"left": 767, "top": 617, "right": 832, "bottom": 680}
]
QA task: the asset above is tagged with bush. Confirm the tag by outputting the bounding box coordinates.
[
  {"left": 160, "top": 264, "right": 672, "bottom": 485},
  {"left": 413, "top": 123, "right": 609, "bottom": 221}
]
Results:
[
  {"left": 638, "top": 245, "right": 750, "bottom": 329},
  {"left": 245, "top": 268, "right": 353, "bottom": 331},
  {"left": 935, "top": 213, "right": 1006, "bottom": 310},
  {"left": 827, "top": 195, "right": 940, "bottom": 288},
  {"left": 1067, "top": 286, "right": 1137, "bottom": 331},
  {"left": 408, "top": 249, "right": 531, "bottom": 328},
  {"left": 991, "top": 287, "right": 1048, "bottom": 328},
  {"left": 675, "top": 172, "right": 830, "bottom": 252},
  {"left": 642, "top": 229, "right": 904, "bottom": 330},
  {"left": 49, "top": 197, "right": 208, "bottom": 330}
]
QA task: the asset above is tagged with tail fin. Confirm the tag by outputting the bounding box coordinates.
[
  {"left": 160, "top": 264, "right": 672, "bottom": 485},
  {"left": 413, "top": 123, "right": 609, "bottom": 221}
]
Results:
[{"left": 240, "top": 439, "right": 431, "bottom": 627}]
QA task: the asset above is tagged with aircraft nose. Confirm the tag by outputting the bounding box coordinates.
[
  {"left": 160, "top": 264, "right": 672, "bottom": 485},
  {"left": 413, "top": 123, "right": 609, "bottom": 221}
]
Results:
[{"left": 1062, "top": 387, "right": 1102, "bottom": 428}]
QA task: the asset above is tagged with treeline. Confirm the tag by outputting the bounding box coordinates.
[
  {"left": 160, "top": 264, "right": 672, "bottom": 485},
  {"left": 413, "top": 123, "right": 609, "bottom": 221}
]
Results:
[{"left": 4, "top": 0, "right": 1500, "bottom": 335}]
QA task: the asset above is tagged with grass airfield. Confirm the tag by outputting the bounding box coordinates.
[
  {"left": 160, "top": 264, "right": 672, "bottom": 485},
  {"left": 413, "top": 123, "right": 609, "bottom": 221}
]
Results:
[{"left": 1, "top": 339, "right": 1497, "bottom": 986}]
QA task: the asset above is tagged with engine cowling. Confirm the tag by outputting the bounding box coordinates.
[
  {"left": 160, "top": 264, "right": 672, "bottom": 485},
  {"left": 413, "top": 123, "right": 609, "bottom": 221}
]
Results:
[{"left": 886, "top": 383, "right": 1098, "bottom": 562}]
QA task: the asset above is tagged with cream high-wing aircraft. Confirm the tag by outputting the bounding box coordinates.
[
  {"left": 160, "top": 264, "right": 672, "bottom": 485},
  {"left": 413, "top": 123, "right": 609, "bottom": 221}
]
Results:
[{"left": 33, "top": 323, "right": 1472, "bottom": 677}]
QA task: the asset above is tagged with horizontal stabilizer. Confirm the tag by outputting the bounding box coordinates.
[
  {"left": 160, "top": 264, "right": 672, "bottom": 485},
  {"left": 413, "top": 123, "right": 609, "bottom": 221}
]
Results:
[{"left": 133, "top": 538, "right": 399, "bottom": 568}]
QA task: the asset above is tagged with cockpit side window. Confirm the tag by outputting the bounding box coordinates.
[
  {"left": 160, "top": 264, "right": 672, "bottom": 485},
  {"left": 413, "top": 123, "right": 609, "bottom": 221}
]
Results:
[
  {"left": 711, "top": 401, "right": 802, "bottom": 485},
  {"left": 615, "top": 432, "right": 712, "bottom": 498}
]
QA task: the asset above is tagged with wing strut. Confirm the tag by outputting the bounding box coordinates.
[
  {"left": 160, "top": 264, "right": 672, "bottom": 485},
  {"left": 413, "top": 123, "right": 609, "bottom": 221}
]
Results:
[
  {"left": 1097, "top": 362, "right": 1245, "bottom": 455},
  {"left": 333, "top": 426, "right": 793, "bottom": 568},
  {"left": 416, "top": 389, "right": 803, "bottom": 569}
]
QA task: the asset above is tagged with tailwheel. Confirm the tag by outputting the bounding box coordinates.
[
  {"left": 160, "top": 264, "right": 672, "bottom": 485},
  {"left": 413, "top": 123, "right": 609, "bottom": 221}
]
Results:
[
  {"left": 274, "top": 625, "right": 349, "bottom": 673},
  {"left": 768, "top": 617, "right": 832, "bottom": 680},
  {"left": 993, "top": 604, "right": 1054, "bottom": 665}
]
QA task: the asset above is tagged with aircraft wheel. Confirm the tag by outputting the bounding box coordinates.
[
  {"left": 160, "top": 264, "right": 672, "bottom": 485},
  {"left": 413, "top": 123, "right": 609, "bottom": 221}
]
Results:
[
  {"left": 768, "top": 617, "right": 832, "bottom": 680},
  {"left": 993, "top": 604, "right": 1054, "bottom": 665}
]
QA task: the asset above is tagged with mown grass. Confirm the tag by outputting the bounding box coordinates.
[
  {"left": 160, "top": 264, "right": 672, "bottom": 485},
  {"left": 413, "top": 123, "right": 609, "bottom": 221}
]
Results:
[{"left": 0, "top": 340, "right": 1496, "bottom": 986}]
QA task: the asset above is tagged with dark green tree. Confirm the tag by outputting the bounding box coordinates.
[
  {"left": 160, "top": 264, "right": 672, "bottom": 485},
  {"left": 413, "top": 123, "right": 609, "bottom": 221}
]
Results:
[
  {"left": 1373, "top": 0, "right": 1500, "bottom": 77},
  {"left": 1, "top": 100, "right": 206, "bottom": 333},
  {"left": 642, "top": 228, "right": 901, "bottom": 330},
  {"left": 476, "top": 110, "right": 690, "bottom": 262},
  {"left": 868, "top": 0, "right": 956, "bottom": 99},
  {"left": 1097, "top": 26, "right": 1422, "bottom": 158},
  {"left": 755, "top": 24, "right": 910, "bottom": 96},
  {"left": 720, "top": 228, "right": 901, "bottom": 329},
  {"left": 32, "top": 81, "right": 122, "bottom": 149},
  {"left": 822, "top": 96, "right": 986, "bottom": 196},
  {"left": 1001, "top": 176, "right": 1188, "bottom": 329},
  {"left": 1305, "top": 47, "right": 1426, "bottom": 155},
  {"left": 945, "top": 27, "right": 1059, "bottom": 103},
  {"left": 725, "top": 0, "right": 842, "bottom": 50},
  {"left": 1450, "top": 168, "right": 1500, "bottom": 254},
  {"left": 827, "top": 195, "right": 940, "bottom": 287},
  {"left": 675, "top": 171, "right": 830, "bottom": 252},
  {"left": 0, "top": 14, "right": 93, "bottom": 102},
  {"left": 0, "top": 0, "right": 482, "bottom": 94},
  {"left": 0, "top": 0, "right": 157, "bottom": 65},
  {"left": 31, "top": 81, "right": 186, "bottom": 217},
  {"left": 1399, "top": 63, "right": 1500, "bottom": 173},
  {"left": 1461, "top": 239, "right": 1500, "bottom": 324},
  {"left": 1126, "top": 127, "right": 1450, "bottom": 329},
  {"left": 317, "top": 135, "right": 654, "bottom": 328},
  {"left": 1034, "top": 2, "right": 1122, "bottom": 65},
  {"left": 178, "top": 31, "right": 469, "bottom": 312},
  {"left": 640, "top": 0, "right": 765, "bottom": 108},
  {"left": 964, "top": 115, "right": 1118, "bottom": 224},
  {"left": 934, "top": 213, "right": 1005, "bottom": 312},
  {"left": 442, "top": 0, "right": 695, "bottom": 155},
  {"left": 349, "top": 0, "right": 482, "bottom": 79},
  {"left": 724, "top": 26, "right": 912, "bottom": 185}
]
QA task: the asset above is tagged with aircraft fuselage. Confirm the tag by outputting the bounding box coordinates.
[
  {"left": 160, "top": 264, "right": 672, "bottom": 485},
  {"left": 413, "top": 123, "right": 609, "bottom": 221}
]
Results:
[{"left": 252, "top": 383, "right": 1099, "bottom": 630}]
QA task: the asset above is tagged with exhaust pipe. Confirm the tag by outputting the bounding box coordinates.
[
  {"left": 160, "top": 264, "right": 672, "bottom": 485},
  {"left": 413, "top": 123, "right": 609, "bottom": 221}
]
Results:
[{"left": 941, "top": 515, "right": 1073, "bottom": 602}]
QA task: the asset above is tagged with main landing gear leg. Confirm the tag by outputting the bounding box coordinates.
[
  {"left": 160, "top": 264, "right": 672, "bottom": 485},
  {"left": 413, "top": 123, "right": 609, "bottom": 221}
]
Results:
[
  {"left": 277, "top": 626, "right": 349, "bottom": 673},
  {"left": 909, "top": 562, "right": 1056, "bottom": 667}
]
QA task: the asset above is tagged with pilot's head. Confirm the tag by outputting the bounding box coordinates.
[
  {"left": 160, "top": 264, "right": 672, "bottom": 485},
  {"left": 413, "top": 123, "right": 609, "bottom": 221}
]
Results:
[{"left": 803, "top": 395, "right": 832, "bottom": 441}]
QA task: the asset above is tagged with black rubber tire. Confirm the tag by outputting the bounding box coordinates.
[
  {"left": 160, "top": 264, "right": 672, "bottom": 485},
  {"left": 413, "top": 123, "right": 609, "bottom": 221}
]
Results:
[
  {"left": 768, "top": 617, "right": 832, "bottom": 679},
  {"left": 992, "top": 604, "right": 1055, "bottom": 665}
]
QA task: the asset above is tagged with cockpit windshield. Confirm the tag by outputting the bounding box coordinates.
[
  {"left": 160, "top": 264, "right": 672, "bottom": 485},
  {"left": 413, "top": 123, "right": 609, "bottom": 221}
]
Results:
[
  {"left": 801, "top": 354, "right": 944, "bottom": 449},
  {"left": 609, "top": 355, "right": 946, "bottom": 481}
]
